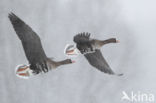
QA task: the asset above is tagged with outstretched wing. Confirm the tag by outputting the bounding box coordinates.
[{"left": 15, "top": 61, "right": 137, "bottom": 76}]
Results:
[
  {"left": 74, "top": 32, "right": 91, "bottom": 44},
  {"left": 84, "top": 50, "right": 122, "bottom": 75},
  {"left": 73, "top": 32, "right": 93, "bottom": 53},
  {"left": 8, "top": 13, "right": 48, "bottom": 73}
]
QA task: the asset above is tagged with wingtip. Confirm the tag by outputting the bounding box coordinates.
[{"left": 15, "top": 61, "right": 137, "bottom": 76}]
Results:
[
  {"left": 117, "top": 73, "right": 124, "bottom": 76},
  {"left": 109, "top": 72, "right": 123, "bottom": 76},
  {"left": 8, "top": 12, "right": 18, "bottom": 20},
  {"left": 8, "top": 12, "right": 14, "bottom": 17},
  {"left": 8, "top": 13, "right": 12, "bottom": 19}
]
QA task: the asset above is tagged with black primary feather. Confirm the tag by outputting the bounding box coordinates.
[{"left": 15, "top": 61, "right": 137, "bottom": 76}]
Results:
[
  {"left": 73, "top": 32, "right": 90, "bottom": 44},
  {"left": 74, "top": 32, "right": 93, "bottom": 54},
  {"left": 8, "top": 12, "right": 48, "bottom": 74}
]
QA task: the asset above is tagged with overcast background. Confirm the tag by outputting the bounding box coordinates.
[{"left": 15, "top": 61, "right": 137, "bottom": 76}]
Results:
[{"left": 0, "top": 0, "right": 156, "bottom": 103}]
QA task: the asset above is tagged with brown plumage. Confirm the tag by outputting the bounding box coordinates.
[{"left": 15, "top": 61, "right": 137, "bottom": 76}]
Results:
[
  {"left": 73, "top": 33, "right": 123, "bottom": 76},
  {"left": 91, "top": 38, "right": 118, "bottom": 50},
  {"left": 9, "top": 12, "right": 74, "bottom": 74},
  {"left": 74, "top": 32, "right": 119, "bottom": 54}
]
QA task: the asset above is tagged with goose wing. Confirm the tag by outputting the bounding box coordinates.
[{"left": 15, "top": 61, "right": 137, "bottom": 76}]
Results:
[
  {"left": 74, "top": 32, "right": 91, "bottom": 44},
  {"left": 8, "top": 13, "right": 48, "bottom": 73},
  {"left": 84, "top": 50, "right": 116, "bottom": 75},
  {"left": 74, "top": 33, "right": 93, "bottom": 53}
]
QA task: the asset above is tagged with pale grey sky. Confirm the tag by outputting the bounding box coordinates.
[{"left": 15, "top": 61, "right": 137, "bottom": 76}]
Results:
[{"left": 0, "top": 0, "right": 155, "bottom": 103}]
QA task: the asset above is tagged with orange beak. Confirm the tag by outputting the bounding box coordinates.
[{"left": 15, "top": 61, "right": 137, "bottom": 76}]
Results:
[
  {"left": 116, "top": 40, "right": 120, "bottom": 43},
  {"left": 72, "top": 60, "right": 76, "bottom": 63}
]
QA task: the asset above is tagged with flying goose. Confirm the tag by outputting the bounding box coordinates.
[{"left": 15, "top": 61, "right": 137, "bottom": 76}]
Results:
[
  {"left": 8, "top": 13, "right": 74, "bottom": 79},
  {"left": 65, "top": 32, "right": 122, "bottom": 76}
]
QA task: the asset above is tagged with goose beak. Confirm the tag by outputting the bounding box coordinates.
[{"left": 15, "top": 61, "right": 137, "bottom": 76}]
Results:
[
  {"left": 116, "top": 40, "right": 120, "bottom": 43},
  {"left": 72, "top": 60, "right": 76, "bottom": 63}
]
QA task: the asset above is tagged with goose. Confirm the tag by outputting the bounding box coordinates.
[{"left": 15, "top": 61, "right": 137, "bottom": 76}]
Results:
[
  {"left": 65, "top": 32, "right": 123, "bottom": 76},
  {"left": 8, "top": 13, "right": 75, "bottom": 79}
]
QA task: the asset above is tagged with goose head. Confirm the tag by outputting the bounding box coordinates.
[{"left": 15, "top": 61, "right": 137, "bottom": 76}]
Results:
[{"left": 64, "top": 59, "right": 76, "bottom": 64}]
